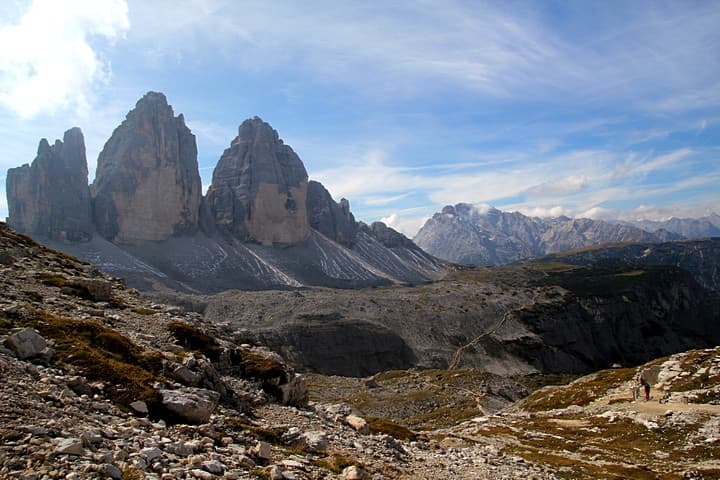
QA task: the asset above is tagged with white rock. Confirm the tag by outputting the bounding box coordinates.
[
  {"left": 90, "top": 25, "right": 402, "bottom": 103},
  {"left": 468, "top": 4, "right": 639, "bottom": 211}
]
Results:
[
  {"left": 100, "top": 463, "right": 122, "bottom": 480},
  {"left": 342, "top": 465, "right": 367, "bottom": 480},
  {"left": 142, "top": 446, "right": 163, "bottom": 462},
  {"left": 202, "top": 459, "right": 225, "bottom": 474},
  {"left": 346, "top": 414, "right": 370, "bottom": 434},
  {"left": 165, "top": 441, "right": 193, "bottom": 457},
  {"left": 189, "top": 469, "right": 214, "bottom": 480},
  {"left": 130, "top": 400, "right": 149, "bottom": 415},
  {"left": 298, "top": 431, "right": 328, "bottom": 452},
  {"left": 159, "top": 387, "right": 220, "bottom": 424},
  {"left": 54, "top": 437, "right": 84, "bottom": 456},
  {"left": 268, "top": 465, "right": 284, "bottom": 480},
  {"left": 6, "top": 328, "right": 48, "bottom": 360},
  {"left": 251, "top": 441, "right": 272, "bottom": 460},
  {"left": 281, "top": 459, "right": 306, "bottom": 469}
]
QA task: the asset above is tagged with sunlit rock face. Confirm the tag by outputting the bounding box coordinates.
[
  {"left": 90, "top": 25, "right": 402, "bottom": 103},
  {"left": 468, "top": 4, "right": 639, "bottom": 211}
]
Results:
[
  {"left": 92, "top": 92, "right": 201, "bottom": 244},
  {"left": 204, "top": 117, "right": 311, "bottom": 245},
  {"left": 6, "top": 127, "right": 92, "bottom": 242}
]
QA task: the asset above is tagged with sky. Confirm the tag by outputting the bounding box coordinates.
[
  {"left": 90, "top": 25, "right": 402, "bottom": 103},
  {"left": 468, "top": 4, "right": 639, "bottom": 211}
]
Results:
[{"left": 0, "top": 0, "right": 718, "bottom": 237}]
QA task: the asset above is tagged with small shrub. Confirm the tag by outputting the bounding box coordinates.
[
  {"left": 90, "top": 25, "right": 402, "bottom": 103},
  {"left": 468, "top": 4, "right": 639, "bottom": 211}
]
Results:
[
  {"left": 315, "top": 454, "right": 356, "bottom": 473},
  {"left": 224, "top": 417, "right": 286, "bottom": 444},
  {"left": 238, "top": 350, "right": 286, "bottom": 380},
  {"left": 367, "top": 417, "right": 417, "bottom": 441},
  {"left": 36, "top": 272, "right": 67, "bottom": 287},
  {"left": 130, "top": 306, "right": 156, "bottom": 315},
  {"left": 120, "top": 468, "right": 144, "bottom": 480},
  {"left": 168, "top": 320, "right": 222, "bottom": 361}
]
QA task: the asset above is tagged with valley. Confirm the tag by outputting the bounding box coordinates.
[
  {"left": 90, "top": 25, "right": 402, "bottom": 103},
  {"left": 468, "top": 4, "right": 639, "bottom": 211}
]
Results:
[{"left": 2, "top": 221, "right": 719, "bottom": 479}]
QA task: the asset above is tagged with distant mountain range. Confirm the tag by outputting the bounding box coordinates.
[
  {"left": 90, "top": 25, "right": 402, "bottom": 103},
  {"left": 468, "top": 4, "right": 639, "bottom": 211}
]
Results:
[
  {"left": 414, "top": 203, "right": 718, "bottom": 265},
  {"left": 537, "top": 237, "right": 720, "bottom": 292},
  {"left": 5, "top": 92, "right": 445, "bottom": 292},
  {"left": 615, "top": 214, "right": 720, "bottom": 239}
]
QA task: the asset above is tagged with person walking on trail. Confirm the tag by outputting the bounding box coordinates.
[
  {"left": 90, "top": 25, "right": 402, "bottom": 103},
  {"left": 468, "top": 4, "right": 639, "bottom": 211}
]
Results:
[
  {"left": 632, "top": 376, "right": 642, "bottom": 401},
  {"left": 641, "top": 377, "right": 650, "bottom": 401}
]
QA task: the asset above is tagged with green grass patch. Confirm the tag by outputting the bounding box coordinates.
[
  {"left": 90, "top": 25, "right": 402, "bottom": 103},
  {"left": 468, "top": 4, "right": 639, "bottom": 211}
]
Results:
[
  {"left": 24, "top": 310, "right": 162, "bottom": 408},
  {"left": 520, "top": 367, "right": 636, "bottom": 412}
]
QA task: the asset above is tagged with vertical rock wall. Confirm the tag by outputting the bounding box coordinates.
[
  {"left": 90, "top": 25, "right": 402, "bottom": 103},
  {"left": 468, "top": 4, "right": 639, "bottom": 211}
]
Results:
[
  {"left": 204, "top": 117, "right": 311, "bottom": 245},
  {"left": 6, "top": 128, "right": 92, "bottom": 242},
  {"left": 92, "top": 92, "right": 201, "bottom": 243}
]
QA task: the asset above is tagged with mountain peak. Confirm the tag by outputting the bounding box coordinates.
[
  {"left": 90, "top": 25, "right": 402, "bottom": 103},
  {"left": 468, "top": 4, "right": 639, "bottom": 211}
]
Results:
[
  {"left": 235, "top": 116, "right": 282, "bottom": 146},
  {"left": 204, "top": 117, "right": 309, "bottom": 244},
  {"left": 92, "top": 92, "right": 201, "bottom": 243},
  {"left": 136, "top": 90, "right": 168, "bottom": 106},
  {"left": 7, "top": 128, "right": 91, "bottom": 242}
]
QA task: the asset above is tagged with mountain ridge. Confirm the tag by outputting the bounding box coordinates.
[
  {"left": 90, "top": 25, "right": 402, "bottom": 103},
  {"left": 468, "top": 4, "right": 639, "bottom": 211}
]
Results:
[
  {"left": 414, "top": 203, "right": 695, "bottom": 265},
  {"left": 6, "top": 92, "right": 446, "bottom": 292}
]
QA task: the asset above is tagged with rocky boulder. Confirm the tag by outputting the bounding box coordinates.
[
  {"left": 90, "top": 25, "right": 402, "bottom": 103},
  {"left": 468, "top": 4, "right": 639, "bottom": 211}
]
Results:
[
  {"left": 5, "top": 328, "right": 53, "bottom": 361},
  {"left": 92, "top": 92, "right": 201, "bottom": 243},
  {"left": 6, "top": 128, "right": 92, "bottom": 242},
  {"left": 203, "top": 117, "right": 311, "bottom": 245},
  {"left": 159, "top": 387, "right": 220, "bottom": 424},
  {"left": 306, "top": 180, "right": 358, "bottom": 247}
]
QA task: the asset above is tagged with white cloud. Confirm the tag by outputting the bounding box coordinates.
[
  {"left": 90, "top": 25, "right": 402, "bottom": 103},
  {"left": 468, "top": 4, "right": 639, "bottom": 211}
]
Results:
[
  {"left": 362, "top": 193, "right": 412, "bottom": 207},
  {"left": 123, "top": 1, "right": 720, "bottom": 109},
  {"left": 524, "top": 175, "right": 589, "bottom": 197},
  {"left": 516, "top": 206, "right": 573, "bottom": 219},
  {"left": 380, "top": 212, "right": 430, "bottom": 238},
  {"left": 613, "top": 148, "right": 693, "bottom": 179},
  {"left": 0, "top": 0, "right": 129, "bottom": 117}
]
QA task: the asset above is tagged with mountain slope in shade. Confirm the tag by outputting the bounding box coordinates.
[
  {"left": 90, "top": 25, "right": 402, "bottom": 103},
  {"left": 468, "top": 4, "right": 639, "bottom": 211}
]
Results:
[
  {"left": 6, "top": 93, "right": 445, "bottom": 292},
  {"left": 536, "top": 237, "right": 720, "bottom": 292},
  {"left": 414, "top": 203, "right": 680, "bottom": 265}
]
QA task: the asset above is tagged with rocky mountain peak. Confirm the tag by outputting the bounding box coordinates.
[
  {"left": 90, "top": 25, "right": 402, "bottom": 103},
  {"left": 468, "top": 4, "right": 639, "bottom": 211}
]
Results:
[
  {"left": 235, "top": 116, "right": 282, "bottom": 145},
  {"left": 6, "top": 127, "right": 92, "bottom": 242},
  {"left": 306, "top": 180, "right": 358, "bottom": 247},
  {"left": 204, "top": 117, "right": 310, "bottom": 245},
  {"left": 92, "top": 92, "right": 201, "bottom": 244}
]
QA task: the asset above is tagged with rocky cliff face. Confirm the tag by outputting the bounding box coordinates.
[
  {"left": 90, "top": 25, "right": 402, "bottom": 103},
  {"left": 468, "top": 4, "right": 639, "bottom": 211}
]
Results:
[
  {"left": 204, "top": 261, "right": 720, "bottom": 376},
  {"left": 204, "top": 117, "right": 310, "bottom": 245},
  {"left": 414, "top": 203, "right": 678, "bottom": 265},
  {"left": 306, "top": 180, "right": 358, "bottom": 247},
  {"left": 92, "top": 92, "right": 201, "bottom": 243},
  {"left": 6, "top": 128, "right": 92, "bottom": 242}
]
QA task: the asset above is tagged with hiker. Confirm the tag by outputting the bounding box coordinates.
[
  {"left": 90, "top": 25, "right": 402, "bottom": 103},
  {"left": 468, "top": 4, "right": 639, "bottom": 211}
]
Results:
[
  {"left": 641, "top": 377, "right": 650, "bottom": 401},
  {"left": 632, "top": 376, "right": 642, "bottom": 401}
]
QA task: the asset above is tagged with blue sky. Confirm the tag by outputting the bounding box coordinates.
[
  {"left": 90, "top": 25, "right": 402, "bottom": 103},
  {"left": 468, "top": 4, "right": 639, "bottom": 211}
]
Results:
[{"left": 0, "top": 0, "right": 718, "bottom": 236}]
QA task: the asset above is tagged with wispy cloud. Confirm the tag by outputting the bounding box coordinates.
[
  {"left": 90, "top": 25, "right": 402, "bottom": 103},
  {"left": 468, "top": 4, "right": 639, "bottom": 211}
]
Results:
[
  {"left": 0, "top": 0, "right": 129, "bottom": 117},
  {"left": 613, "top": 148, "right": 694, "bottom": 179},
  {"left": 125, "top": 1, "right": 720, "bottom": 108}
]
